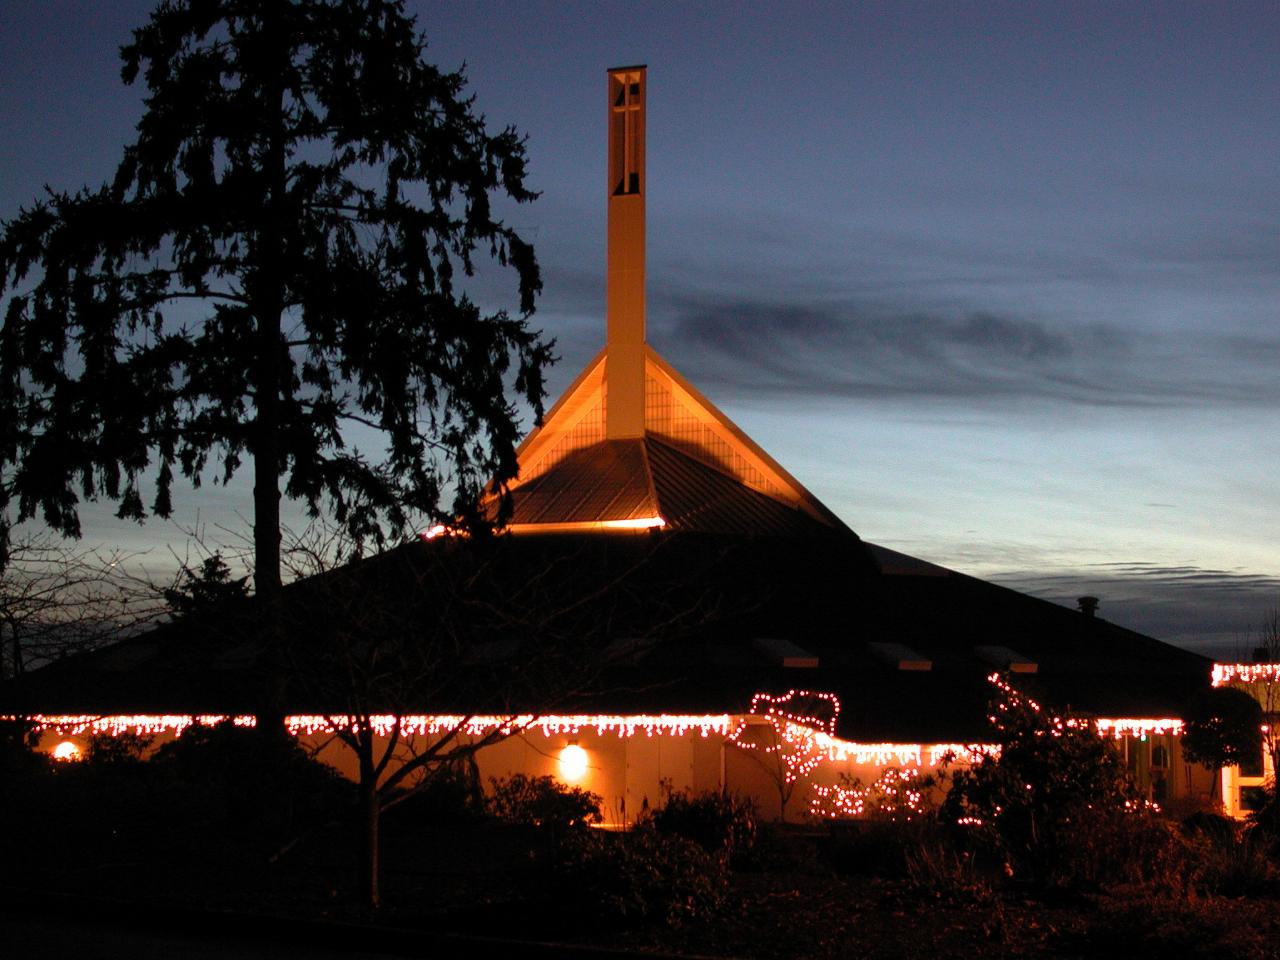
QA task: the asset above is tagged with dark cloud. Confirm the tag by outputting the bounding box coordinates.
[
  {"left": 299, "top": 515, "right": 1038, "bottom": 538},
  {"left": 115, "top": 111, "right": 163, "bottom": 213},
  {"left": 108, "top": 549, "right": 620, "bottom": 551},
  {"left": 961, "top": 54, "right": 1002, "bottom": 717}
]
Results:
[
  {"left": 646, "top": 292, "right": 1280, "bottom": 410},
  {"left": 990, "top": 562, "right": 1280, "bottom": 659}
]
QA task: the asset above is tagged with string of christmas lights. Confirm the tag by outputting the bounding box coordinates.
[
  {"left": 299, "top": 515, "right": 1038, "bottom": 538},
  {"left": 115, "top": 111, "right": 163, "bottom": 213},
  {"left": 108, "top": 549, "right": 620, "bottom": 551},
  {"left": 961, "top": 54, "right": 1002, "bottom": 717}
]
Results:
[
  {"left": 14, "top": 714, "right": 257, "bottom": 737},
  {"left": 1212, "top": 663, "right": 1280, "bottom": 687},
  {"left": 11, "top": 678, "right": 1180, "bottom": 778},
  {"left": 726, "top": 690, "right": 999, "bottom": 786},
  {"left": 14, "top": 712, "right": 733, "bottom": 740},
  {"left": 282, "top": 713, "right": 734, "bottom": 738},
  {"left": 986, "top": 673, "right": 1183, "bottom": 740},
  {"left": 1092, "top": 718, "right": 1184, "bottom": 739},
  {"left": 809, "top": 767, "right": 929, "bottom": 820}
]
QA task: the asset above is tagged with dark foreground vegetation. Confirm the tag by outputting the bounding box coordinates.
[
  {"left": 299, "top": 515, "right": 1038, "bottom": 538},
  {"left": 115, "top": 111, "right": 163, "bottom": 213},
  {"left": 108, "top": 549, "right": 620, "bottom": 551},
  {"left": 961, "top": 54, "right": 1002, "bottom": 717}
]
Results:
[{"left": 5, "top": 718, "right": 1280, "bottom": 960}]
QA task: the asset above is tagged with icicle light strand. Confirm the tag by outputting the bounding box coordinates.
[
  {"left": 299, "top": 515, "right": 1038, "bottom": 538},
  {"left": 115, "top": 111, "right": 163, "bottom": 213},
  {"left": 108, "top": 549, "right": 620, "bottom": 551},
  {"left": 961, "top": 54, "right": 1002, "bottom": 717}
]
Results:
[{"left": 1213, "top": 663, "right": 1280, "bottom": 687}]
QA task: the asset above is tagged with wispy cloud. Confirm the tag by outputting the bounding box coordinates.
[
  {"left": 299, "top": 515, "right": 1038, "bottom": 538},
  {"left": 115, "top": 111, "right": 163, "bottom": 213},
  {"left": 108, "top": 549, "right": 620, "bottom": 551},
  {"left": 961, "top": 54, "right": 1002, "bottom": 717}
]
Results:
[{"left": 646, "top": 293, "right": 1280, "bottom": 410}]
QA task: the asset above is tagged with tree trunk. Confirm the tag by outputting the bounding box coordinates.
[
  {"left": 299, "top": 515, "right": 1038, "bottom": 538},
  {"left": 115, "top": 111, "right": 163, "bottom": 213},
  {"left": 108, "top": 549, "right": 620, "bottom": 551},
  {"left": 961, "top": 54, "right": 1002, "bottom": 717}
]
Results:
[
  {"left": 252, "top": 2, "right": 288, "bottom": 733},
  {"left": 358, "top": 731, "right": 382, "bottom": 909},
  {"left": 8, "top": 623, "right": 22, "bottom": 678},
  {"left": 252, "top": 0, "right": 286, "bottom": 609}
]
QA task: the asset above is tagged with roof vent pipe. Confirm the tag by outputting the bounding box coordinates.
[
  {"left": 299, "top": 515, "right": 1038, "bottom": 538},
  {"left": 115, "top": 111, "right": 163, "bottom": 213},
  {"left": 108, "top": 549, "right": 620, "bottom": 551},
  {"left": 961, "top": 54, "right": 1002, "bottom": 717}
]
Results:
[{"left": 1077, "top": 596, "right": 1099, "bottom": 618}]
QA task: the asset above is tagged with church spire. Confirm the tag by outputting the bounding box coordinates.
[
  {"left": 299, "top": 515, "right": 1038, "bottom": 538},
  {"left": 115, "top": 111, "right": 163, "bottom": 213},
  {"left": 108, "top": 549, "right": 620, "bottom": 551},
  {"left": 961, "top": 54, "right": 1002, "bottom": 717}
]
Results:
[{"left": 605, "top": 65, "right": 647, "bottom": 438}]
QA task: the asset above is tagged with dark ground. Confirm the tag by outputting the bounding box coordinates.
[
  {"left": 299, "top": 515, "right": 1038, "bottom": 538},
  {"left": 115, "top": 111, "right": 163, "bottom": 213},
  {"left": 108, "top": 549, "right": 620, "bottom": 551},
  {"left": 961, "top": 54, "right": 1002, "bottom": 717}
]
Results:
[{"left": 8, "top": 817, "right": 1280, "bottom": 960}]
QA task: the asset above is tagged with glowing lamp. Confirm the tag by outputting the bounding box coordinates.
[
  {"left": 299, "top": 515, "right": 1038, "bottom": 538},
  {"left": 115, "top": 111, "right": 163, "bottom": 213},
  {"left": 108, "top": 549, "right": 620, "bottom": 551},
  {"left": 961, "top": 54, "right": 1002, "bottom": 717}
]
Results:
[
  {"left": 52, "top": 740, "right": 82, "bottom": 762},
  {"left": 559, "top": 743, "right": 589, "bottom": 782}
]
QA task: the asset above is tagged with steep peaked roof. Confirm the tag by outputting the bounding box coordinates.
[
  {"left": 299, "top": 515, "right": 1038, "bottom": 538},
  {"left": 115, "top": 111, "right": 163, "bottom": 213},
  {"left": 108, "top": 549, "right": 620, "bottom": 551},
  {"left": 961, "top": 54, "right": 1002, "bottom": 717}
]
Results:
[
  {"left": 494, "top": 65, "right": 852, "bottom": 539},
  {"left": 501, "top": 346, "right": 852, "bottom": 537}
]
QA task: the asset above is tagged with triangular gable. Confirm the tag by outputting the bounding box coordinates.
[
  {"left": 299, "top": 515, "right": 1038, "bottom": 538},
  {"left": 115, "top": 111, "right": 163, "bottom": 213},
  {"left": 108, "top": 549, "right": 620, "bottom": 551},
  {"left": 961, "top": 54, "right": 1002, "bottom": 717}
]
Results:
[
  {"left": 508, "top": 346, "right": 848, "bottom": 532},
  {"left": 515, "top": 349, "right": 607, "bottom": 483},
  {"left": 642, "top": 348, "right": 845, "bottom": 530}
]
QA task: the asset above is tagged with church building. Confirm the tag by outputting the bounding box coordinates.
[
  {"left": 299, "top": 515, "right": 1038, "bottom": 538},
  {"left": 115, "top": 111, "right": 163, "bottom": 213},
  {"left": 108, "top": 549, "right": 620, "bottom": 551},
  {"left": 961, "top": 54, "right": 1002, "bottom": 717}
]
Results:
[{"left": 6, "top": 67, "right": 1219, "bottom": 823}]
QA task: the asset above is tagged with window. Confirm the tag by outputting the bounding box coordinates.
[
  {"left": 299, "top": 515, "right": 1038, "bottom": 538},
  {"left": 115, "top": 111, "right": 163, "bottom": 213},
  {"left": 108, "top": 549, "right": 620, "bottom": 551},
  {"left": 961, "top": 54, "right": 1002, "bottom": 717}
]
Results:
[
  {"left": 610, "top": 71, "right": 642, "bottom": 196},
  {"left": 1241, "top": 785, "right": 1268, "bottom": 812},
  {"left": 1241, "top": 746, "right": 1265, "bottom": 778}
]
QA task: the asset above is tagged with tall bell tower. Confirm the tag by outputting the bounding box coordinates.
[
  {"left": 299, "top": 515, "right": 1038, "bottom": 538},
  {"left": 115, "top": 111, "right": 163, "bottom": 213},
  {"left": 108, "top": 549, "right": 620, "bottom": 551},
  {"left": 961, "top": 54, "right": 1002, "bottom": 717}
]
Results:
[
  {"left": 497, "top": 66, "right": 847, "bottom": 536},
  {"left": 605, "top": 65, "right": 647, "bottom": 439}
]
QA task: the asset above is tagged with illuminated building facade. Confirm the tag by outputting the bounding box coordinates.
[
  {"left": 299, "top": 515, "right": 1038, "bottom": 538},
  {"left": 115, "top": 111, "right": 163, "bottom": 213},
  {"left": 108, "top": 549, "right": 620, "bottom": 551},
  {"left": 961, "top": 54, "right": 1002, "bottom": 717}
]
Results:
[
  {"left": 1211, "top": 663, "right": 1280, "bottom": 817},
  {"left": 4, "top": 66, "right": 1219, "bottom": 821}
]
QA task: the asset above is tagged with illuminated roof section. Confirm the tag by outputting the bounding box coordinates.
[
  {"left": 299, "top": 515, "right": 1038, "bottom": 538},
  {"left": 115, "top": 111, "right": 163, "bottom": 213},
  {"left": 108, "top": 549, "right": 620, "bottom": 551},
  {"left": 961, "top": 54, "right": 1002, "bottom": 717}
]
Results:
[
  {"left": 495, "top": 65, "right": 851, "bottom": 537},
  {"left": 500, "top": 346, "right": 852, "bottom": 536}
]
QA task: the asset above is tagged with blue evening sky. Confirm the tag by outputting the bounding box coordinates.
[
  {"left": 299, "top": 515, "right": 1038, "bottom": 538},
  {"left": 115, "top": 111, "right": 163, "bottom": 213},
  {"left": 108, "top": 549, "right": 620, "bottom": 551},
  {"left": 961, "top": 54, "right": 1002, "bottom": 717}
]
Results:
[{"left": 1, "top": 2, "right": 1277, "bottom": 654}]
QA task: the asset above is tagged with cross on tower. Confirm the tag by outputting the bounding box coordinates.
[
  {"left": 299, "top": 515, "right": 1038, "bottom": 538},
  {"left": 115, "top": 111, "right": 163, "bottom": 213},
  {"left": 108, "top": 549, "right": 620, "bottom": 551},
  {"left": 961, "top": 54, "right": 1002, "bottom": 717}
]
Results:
[{"left": 605, "top": 66, "right": 647, "bottom": 438}]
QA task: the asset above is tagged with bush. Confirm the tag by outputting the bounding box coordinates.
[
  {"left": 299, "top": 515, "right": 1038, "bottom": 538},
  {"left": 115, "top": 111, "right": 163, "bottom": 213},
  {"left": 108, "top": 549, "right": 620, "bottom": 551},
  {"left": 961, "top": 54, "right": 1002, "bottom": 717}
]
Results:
[
  {"left": 149, "top": 720, "right": 352, "bottom": 849},
  {"left": 826, "top": 819, "right": 918, "bottom": 878},
  {"left": 812, "top": 766, "right": 945, "bottom": 824},
  {"left": 902, "top": 831, "right": 998, "bottom": 904},
  {"left": 1246, "top": 786, "right": 1280, "bottom": 844},
  {"left": 85, "top": 731, "right": 153, "bottom": 767},
  {"left": 0, "top": 720, "right": 53, "bottom": 845},
  {"left": 941, "top": 677, "right": 1160, "bottom": 888},
  {"left": 1180, "top": 815, "right": 1279, "bottom": 896},
  {"left": 551, "top": 825, "right": 727, "bottom": 927},
  {"left": 650, "top": 789, "right": 757, "bottom": 861},
  {"left": 388, "top": 759, "right": 486, "bottom": 824},
  {"left": 488, "top": 774, "right": 602, "bottom": 832},
  {"left": 0, "top": 718, "right": 50, "bottom": 779},
  {"left": 1051, "top": 807, "right": 1191, "bottom": 890}
]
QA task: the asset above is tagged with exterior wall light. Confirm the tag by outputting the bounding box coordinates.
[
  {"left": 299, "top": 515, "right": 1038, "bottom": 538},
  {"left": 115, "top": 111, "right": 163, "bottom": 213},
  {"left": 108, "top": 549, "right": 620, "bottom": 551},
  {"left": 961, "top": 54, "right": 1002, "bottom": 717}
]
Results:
[
  {"left": 559, "top": 742, "right": 589, "bottom": 782},
  {"left": 52, "top": 740, "right": 82, "bottom": 762}
]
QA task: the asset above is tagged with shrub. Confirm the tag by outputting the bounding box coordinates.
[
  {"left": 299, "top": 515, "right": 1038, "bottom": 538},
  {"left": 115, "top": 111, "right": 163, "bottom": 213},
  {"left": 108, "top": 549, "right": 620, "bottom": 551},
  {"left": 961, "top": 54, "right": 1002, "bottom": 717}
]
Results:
[
  {"left": 941, "top": 676, "right": 1160, "bottom": 888},
  {"left": 1246, "top": 786, "right": 1280, "bottom": 845},
  {"left": 149, "top": 720, "right": 351, "bottom": 848},
  {"left": 551, "top": 825, "right": 727, "bottom": 927},
  {"left": 0, "top": 719, "right": 53, "bottom": 845},
  {"left": 85, "top": 731, "right": 152, "bottom": 767},
  {"left": 389, "top": 759, "right": 486, "bottom": 824},
  {"left": 1180, "top": 815, "right": 1280, "bottom": 896},
  {"left": 903, "top": 830, "right": 998, "bottom": 905},
  {"left": 488, "top": 774, "right": 602, "bottom": 832},
  {"left": 1182, "top": 686, "right": 1264, "bottom": 771},
  {"left": 812, "top": 766, "right": 946, "bottom": 823},
  {"left": 0, "top": 718, "right": 50, "bottom": 780},
  {"left": 650, "top": 789, "right": 757, "bottom": 861},
  {"left": 825, "top": 819, "right": 918, "bottom": 878},
  {"left": 1051, "top": 806, "right": 1191, "bottom": 890}
]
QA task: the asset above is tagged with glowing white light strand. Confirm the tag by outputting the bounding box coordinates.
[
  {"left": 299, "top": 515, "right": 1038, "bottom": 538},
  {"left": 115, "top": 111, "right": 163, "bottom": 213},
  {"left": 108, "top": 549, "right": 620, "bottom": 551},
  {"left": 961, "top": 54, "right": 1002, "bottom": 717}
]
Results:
[
  {"left": 1212, "top": 663, "right": 1280, "bottom": 687},
  {"left": 14, "top": 712, "right": 734, "bottom": 740},
  {"left": 14, "top": 678, "right": 1178, "bottom": 774},
  {"left": 282, "top": 713, "right": 734, "bottom": 739},
  {"left": 727, "top": 691, "right": 843, "bottom": 784},
  {"left": 726, "top": 691, "right": 1000, "bottom": 788},
  {"left": 1092, "top": 717, "right": 1184, "bottom": 739},
  {"left": 986, "top": 674, "right": 1184, "bottom": 740},
  {"left": 810, "top": 767, "right": 928, "bottom": 820},
  {"left": 15, "top": 714, "right": 257, "bottom": 737}
]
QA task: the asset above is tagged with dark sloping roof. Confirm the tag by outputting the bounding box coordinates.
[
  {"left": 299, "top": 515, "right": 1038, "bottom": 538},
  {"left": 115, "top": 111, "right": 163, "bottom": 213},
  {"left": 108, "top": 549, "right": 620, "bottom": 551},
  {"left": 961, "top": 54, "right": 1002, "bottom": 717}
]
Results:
[
  {"left": 3, "top": 531, "right": 1212, "bottom": 745},
  {"left": 506, "top": 437, "right": 842, "bottom": 539}
]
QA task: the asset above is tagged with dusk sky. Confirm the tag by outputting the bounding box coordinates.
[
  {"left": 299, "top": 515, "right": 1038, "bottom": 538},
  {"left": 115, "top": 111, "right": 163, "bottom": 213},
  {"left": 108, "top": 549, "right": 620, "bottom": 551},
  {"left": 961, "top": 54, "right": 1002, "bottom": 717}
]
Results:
[{"left": 2, "top": 2, "right": 1277, "bottom": 655}]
